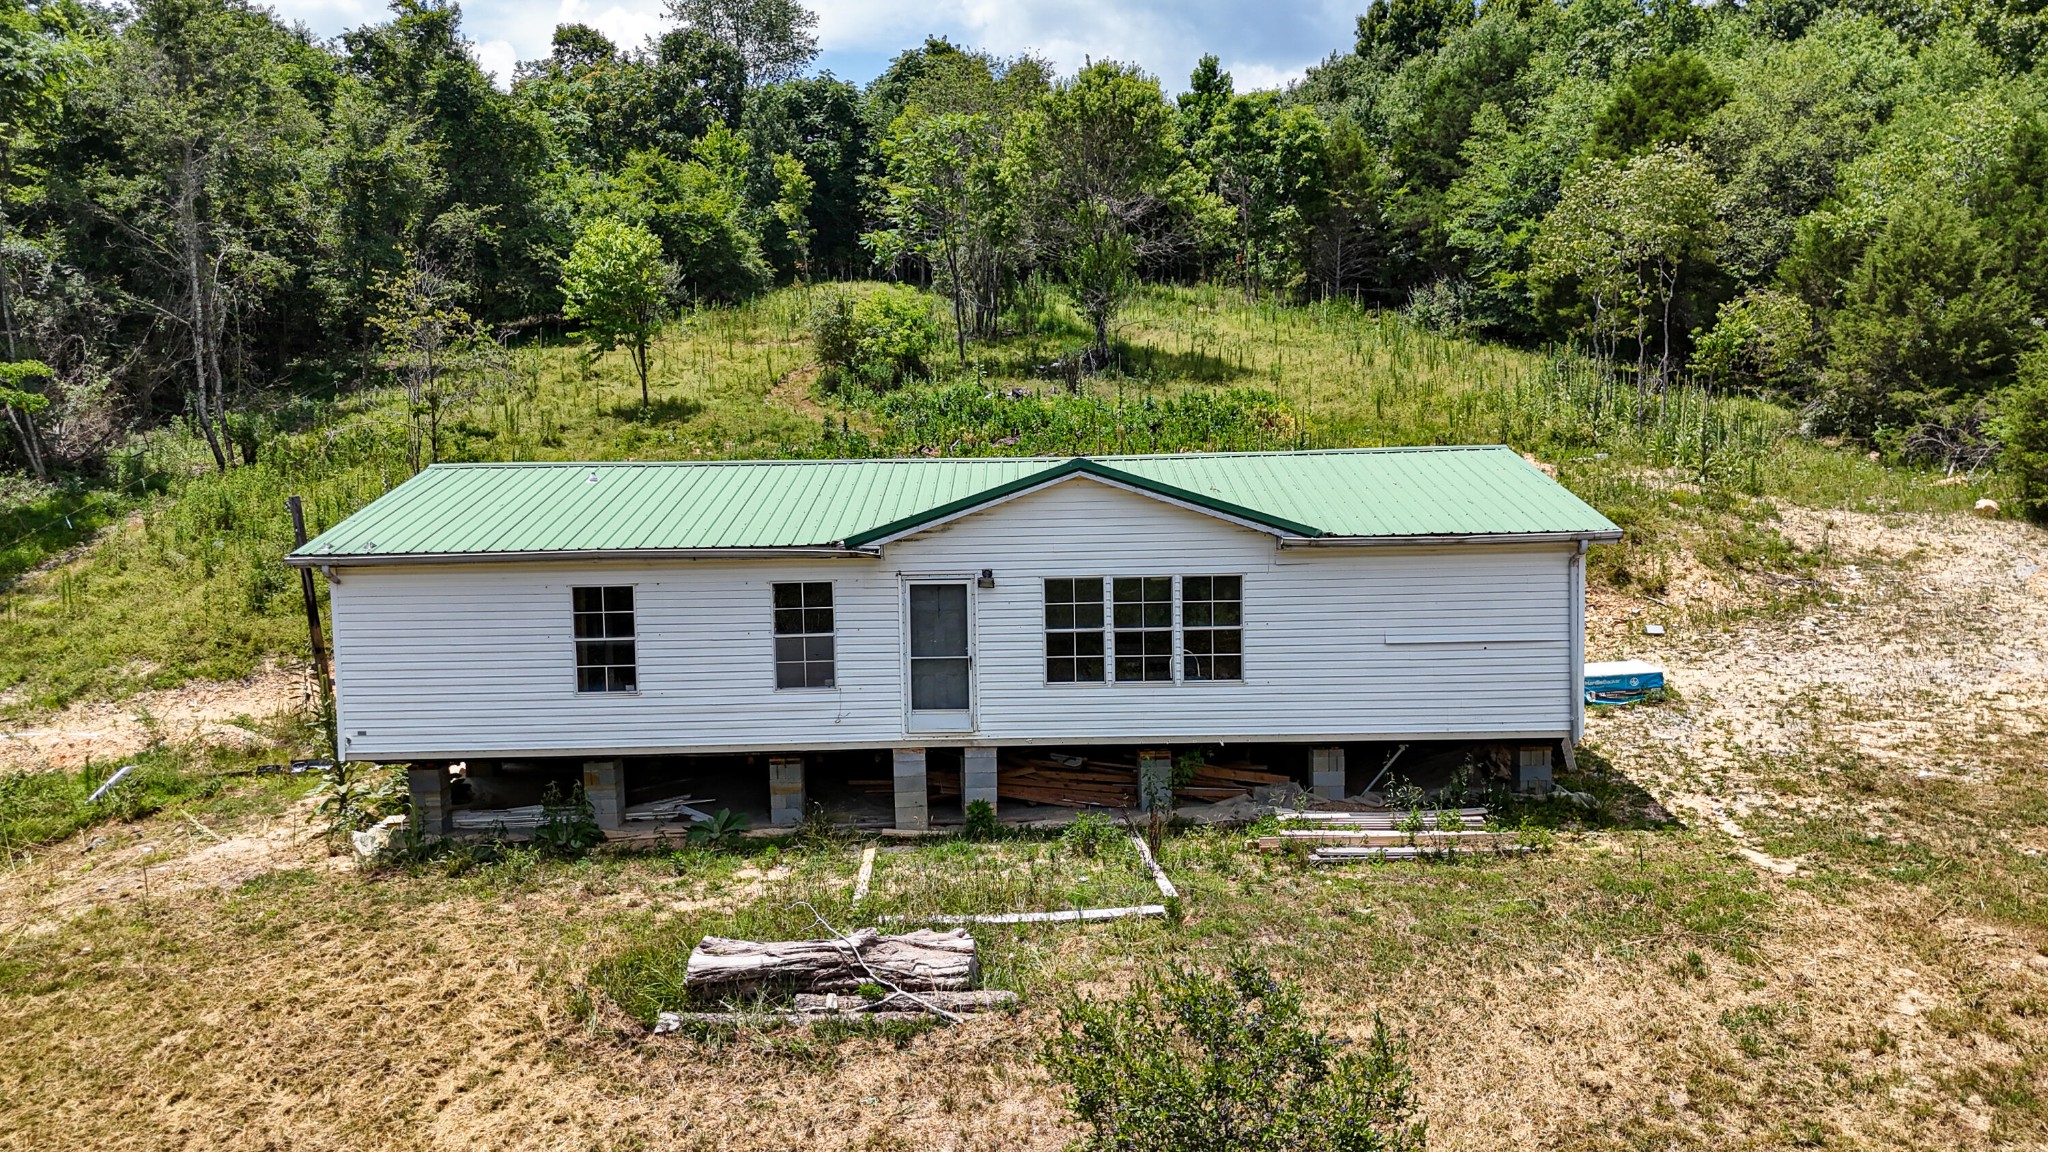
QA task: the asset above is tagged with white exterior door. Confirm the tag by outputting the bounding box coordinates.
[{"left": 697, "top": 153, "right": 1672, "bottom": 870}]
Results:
[{"left": 905, "top": 580, "right": 974, "bottom": 733}]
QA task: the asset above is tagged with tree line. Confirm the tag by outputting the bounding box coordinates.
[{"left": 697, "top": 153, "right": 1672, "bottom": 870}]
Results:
[{"left": 2, "top": 0, "right": 2047, "bottom": 509}]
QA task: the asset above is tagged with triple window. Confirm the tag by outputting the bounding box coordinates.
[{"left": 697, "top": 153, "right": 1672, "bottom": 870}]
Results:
[
  {"left": 773, "top": 582, "right": 837, "bottom": 688},
  {"left": 572, "top": 586, "right": 637, "bottom": 693},
  {"left": 1045, "top": 576, "right": 1243, "bottom": 684}
]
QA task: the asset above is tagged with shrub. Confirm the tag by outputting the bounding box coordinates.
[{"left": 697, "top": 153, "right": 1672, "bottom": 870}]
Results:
[
  {"left": 1060, "top": 811, "right": 1122, "bottom": 858},
  {"left": 1042, "top": 960, "right": 1425, "bottom": 1152},
  {"left": 1997, "top": 353, "right": 2048, "bottom": 523},
  {"left": 810, "top": 286, "right": 944, "bottom": 386},
  {"left": 809, "top": 291, "right": 859, "bottom": 367}
]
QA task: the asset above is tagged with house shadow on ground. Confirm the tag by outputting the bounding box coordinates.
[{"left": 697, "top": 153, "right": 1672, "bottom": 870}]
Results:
[
  {"left": 608, "top": 396, "right": 704, "bottom": 424},
  {"left": 1520, "top": 742, "right": 1680, "bottom": 832}
]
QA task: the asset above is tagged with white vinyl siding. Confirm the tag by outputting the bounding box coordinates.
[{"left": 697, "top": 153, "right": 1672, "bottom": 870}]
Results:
[{"left": 327, "top": 475, "right": 1579, "bottom": 759}]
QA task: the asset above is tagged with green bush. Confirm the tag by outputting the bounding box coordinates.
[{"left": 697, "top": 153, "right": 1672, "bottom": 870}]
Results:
[
  {"left": 810, "top": 286, "right": 944, "bottom": 386},
  {"left": 1060, "top": 811, "right": 1123, "bottom": 858},
  {"left": 1997, "top": 353, "right": 2048, "bottom": 523},
  {"left": 1042, "top": 960, "right": 1425, "bottom": 1152}
]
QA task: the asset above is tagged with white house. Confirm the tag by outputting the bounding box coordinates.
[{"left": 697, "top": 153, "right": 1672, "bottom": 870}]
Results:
[{"left": 287, "top": 447, "right": 1620, "bottom": 831}]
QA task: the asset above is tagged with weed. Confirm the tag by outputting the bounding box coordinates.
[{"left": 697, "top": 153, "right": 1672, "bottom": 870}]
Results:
[
  {"left": 531, "top": 783, "right": 602, "bottom": 858},
  {"left": 1386, "top": 779, "right": 1426, "bottom": 813},
  {"left": 687, "top": 808, "right": 751, "bottom": 850},
  {"left": 1060, "top": 812, "right": 1122, "bottom": 858},
  {"left": 1719, "top": 1003, "right": 1786, "bottom": 1058},
  {"left": 1041, "top": 959, "right": 1425, "bottom": 1152},
  {"left": 962, "top": 799, "right": 999, "bottom": 841},
  {"left": 306, "top": 760, "right": 404, "bottom": 841},
  {"left": 1668, "top": 950, "right": 1709, "bottom": 982}
]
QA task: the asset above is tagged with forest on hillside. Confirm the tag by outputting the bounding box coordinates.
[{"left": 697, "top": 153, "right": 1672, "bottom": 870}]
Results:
[{"left": 2, "top": 0, "right": 2048, "bottom": 513}]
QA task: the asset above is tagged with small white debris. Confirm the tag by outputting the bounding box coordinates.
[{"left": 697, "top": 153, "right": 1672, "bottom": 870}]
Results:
[
  {"left": 1644, "top": 623, "right": 1665, "bottom": 636},
  {"left": 653, "top": 1011, "right": 683, "bottom": 1034},
  {"left": 1975, "top": 498, "right": 2000, "bottom": 517},
  {"left": 350, "top": 814, "right": 408, "bottom": 858}
]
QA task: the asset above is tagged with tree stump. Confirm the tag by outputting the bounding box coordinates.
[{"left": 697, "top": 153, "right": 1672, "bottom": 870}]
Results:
[{"left": 684, "top": 928, "right": 978, "bottom": 995}]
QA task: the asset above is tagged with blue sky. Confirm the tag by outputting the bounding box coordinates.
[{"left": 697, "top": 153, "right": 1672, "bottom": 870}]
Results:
[{"left": 260, "top": 0, "right": 1360, "bottom": 93}]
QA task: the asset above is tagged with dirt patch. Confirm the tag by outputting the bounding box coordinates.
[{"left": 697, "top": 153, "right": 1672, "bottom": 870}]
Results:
[
  {"left": 768, "top": 364, "right": 831, "bottom": 420},
  {"left": 0, "top": 798, "right": 339, "bottom": 938},
  {"left": 1588, "top": 509, "right": 2048, "bottom": 855},
  {"left": 0, "top": 661, "right": 311, "bottom": 773}
]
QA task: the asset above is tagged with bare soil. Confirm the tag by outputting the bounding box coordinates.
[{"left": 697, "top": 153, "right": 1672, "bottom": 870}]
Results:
[{"left": 0, "top": 661, "right": 310, "bottom": 772}]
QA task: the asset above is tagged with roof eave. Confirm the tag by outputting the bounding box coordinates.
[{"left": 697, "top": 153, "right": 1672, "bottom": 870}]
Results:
[
  {"left": 284, "top": 545, "right": 883, "bottom": 568},
  {"left": 1277, "top": 529, "right": 1623, "bottom": 548}
]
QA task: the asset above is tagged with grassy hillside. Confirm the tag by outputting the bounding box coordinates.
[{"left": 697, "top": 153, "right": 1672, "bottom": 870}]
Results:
[{"left": 0, "top": 282, "right": 2000, "bottom": 716}]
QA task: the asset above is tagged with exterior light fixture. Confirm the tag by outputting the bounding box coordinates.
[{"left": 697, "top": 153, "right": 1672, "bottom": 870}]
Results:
[{"left": 978, "top": 569, "right": 995, "bottom": 587}]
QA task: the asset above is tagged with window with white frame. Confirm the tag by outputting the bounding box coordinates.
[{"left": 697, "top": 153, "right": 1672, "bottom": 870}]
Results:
[
  {"left": 1043, "top": 578, "right": 1105, "bottom": 682},
  {"left": 1112, "top": 576, "right": 1174, "bottom": 682},
  {"left": 1181, "top": 575, "right": 1243, "bottom": 681},
  {"left": 772, "top": 581, "right": 836, "bottom": 688},
  {"left": 572, "top": 586, "right": 637, "bottom": 693}
]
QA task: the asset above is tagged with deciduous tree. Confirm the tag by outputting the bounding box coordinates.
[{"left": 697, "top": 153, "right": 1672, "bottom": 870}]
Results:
[
  {"left": 1014, "top": 62, "right": 1205, "bottom": 369},
  {"left": 562, "top": 217, "right": 675, "bottom": 407},
  {"left": 662, "top": 0, "right": 816, "bottom": 87}
]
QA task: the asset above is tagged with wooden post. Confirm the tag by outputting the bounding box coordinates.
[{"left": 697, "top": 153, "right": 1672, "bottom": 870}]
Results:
[{"left": 286, "top": 496, "right": 335, "bottom": 723}]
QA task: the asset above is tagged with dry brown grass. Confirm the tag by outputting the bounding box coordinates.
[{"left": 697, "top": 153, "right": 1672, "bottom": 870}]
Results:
[{"left": 2, "top": 509, "right": 2046, "bottom": 1150}]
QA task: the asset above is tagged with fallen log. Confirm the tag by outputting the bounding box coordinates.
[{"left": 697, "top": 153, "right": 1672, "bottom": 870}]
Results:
[{"left": 685, "top": 928, "right": 978, "bottom": 994}]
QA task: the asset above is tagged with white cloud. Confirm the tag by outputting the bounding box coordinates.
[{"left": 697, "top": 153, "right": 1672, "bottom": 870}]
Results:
[
  {"left": 550, "top": 0, "right": 668, "bottom": 53},
  {"left": 262, "top": 0, "right": 1356, "bottom": 92},
  {"left": 473, "top": 38, "right": 520, "bottom": 84}
]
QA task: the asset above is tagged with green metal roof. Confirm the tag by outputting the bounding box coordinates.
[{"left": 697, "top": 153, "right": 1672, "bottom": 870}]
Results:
[{"left": 288, "top": 447, "right": 1621, "bottom": 565}]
